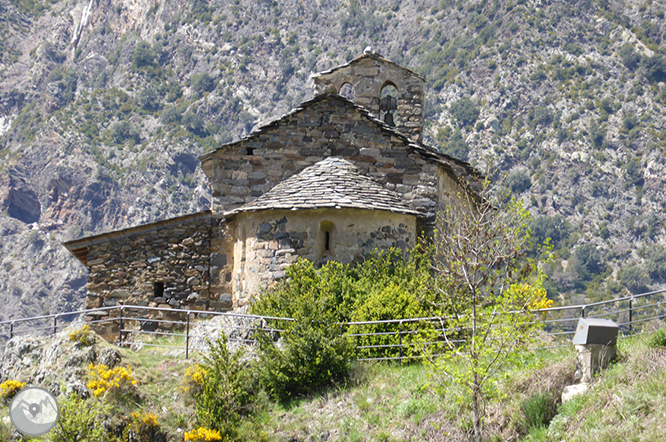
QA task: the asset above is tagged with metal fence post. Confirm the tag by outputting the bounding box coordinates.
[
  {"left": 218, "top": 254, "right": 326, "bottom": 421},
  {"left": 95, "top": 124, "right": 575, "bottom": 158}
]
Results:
[
  {"left": 119, "top": 307, "right": 124, "bottom": 346},
  {"left": 185, "top": 311, "right": 191, "bottom": 359},
  {"left": 581, "top": 305, "right": 586, "bottom": 318},
  {"left": 629, "top": 297, "right": 634, "bottom": 334},
  {"left": 53, "top": 315, "right": 57, "bottom": 335},
  {"left": 398, "top": 321, "right": 403, "bottom": 360},
  {"left": 9, "top": 322, "right": 13, "bottom": 339}
]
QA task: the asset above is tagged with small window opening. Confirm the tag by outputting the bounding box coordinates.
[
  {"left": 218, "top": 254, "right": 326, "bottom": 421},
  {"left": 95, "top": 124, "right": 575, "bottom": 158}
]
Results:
[
  {"left": 339, "top": 82, "right": 356, "bottom": 101},
  {"left": 154, "top": 282, "right": 164, "bottom": 297},
  {"left": 246, "top": 147, "right": 254, "bottom": 155},
  {"left": 317, "top": 220, "right": 336, "bottom": 263},
  {"left": 380, "top": 83, "right": 399, "bottom": 126}
]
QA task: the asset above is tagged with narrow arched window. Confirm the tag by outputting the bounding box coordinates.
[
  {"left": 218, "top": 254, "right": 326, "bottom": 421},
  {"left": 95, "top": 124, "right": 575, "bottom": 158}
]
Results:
[
  {"left": 380, "top": 83, "right": 399, "bottom": 126},
  {"left": 339, "top": 82, "right": 356, "bottom": 101},
  {"left": 317, "top": 220, "right": 336, "bottom": 261}
]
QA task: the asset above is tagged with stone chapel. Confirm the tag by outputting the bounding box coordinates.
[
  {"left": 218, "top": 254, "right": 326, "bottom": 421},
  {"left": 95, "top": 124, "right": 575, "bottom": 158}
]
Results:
[{"left": 64, "top": 52, "right": 483, "bottom": 325}]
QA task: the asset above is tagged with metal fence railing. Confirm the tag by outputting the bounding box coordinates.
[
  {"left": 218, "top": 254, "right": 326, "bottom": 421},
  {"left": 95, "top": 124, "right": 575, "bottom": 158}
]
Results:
[{"left": 1, "top": 288, "right": 665, "bottom": 361}]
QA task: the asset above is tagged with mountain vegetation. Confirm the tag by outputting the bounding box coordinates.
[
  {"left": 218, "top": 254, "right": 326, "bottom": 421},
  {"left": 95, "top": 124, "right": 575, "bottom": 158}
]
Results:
[{"left": 1, "top": 0, "right": 666, "bottom": 321}]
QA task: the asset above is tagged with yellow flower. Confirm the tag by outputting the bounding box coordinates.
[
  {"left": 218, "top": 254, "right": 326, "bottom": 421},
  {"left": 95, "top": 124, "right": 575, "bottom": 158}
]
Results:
[
  {"left": 184, "top": 427, "right": 222, "bottom": 442},
  {"left": 0, "top": 380, "right": 25, "bottom": 399},
  {"left": 86, "top": 363, "right": 137, "bottom": 397}
]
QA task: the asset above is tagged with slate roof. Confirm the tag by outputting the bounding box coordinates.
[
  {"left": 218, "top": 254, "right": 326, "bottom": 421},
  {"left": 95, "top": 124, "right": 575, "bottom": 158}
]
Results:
[
  {"left": 225, "top": 157, "right": 422, "bottom": 217},
  {"left": 199, "top": 93, "right": 485, "bottom": 199}
]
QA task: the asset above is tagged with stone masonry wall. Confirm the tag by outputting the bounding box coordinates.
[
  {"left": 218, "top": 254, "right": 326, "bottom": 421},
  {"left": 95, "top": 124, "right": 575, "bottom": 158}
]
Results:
[
  {"left": 201, "top": 95, "right": 439, "bottom": 225},
  {"left": 313, "top": 54, "right": 425, "bottom": 142},
  {"left": 231, "top": 208, "right": 417, "bottom": 305},
  {"left": 81, "top": 213, "right": 223, "bottom": 336}
]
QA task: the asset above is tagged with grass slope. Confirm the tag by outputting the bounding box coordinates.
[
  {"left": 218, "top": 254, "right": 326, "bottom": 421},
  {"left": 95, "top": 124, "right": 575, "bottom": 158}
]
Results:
[{"left": 3, "top": 326, "right": 666, "bottom": 441}]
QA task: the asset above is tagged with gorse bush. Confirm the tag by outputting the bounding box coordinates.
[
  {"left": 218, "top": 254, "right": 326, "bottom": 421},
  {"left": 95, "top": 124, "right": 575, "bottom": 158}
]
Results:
[
  {"left": 181, "top": 364, "right": 207, "bottom": 397},
  {"left": 0, "top": 379, "right": 24, "bottom": 401},
  {"left": 124, "top": 411, "right": 164, "bottom": 442},
  {"left": 194, "top": 336, "right": 258, "bottom": 439},
  {"left": 68, "top": 325, "right": 94, "bottom": 346},
  {"left": 86, "top": 363, "right": 137, "bottom": 398},
  {"left": 184, "top": 427, "right": 223, "bottom": 442}
]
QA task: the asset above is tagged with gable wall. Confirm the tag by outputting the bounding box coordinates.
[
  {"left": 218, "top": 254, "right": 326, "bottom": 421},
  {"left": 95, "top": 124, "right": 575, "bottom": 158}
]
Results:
[{"left": 202, "top": 99, "right": 439, "bottom": 223}]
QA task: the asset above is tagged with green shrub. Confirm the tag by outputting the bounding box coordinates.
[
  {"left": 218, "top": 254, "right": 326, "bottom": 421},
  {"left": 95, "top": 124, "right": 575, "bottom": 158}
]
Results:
[
  {"left": 619, "top": 264, "right": 651, "bottom": 294},
  {"left": 256, "top": 319, "right": 354, "bottom": 402},
  {"left": 251, "top": 247, "right": 435, "bottom": 399},
  {"left": 133, "top": 40, "right": 155, "bottom": 70},
  {"left": 450, "top": 97, "right": 479, "bottom": 127},
  {"left": 46, "top": 394, "right": 117, "bottom": 442},
  {"left": 191, "top": 73, "right": 215, "bottom": 93},
  {"left": 647, "top": 328, "right": 666, "bottom": 348},
  {"left": 506, "top": 169, "right": 532, "bottom": 194},
  {"left": 349, "top": 283, "right": 431, "bottom": 360},
  {"left": 195, "top": 336, "right": 259, "bottom": 438}
]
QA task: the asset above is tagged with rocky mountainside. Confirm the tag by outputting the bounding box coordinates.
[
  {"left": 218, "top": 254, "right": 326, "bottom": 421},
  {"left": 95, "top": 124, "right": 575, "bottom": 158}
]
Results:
[{"left": 1, "top": 0, "right": 666, "bottom": 322}]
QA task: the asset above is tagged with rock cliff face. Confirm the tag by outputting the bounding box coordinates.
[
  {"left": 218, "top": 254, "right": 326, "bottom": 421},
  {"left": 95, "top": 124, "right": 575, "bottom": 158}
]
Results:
[{"left": 1, "top": 0, "right": 666, "bottom": 322}]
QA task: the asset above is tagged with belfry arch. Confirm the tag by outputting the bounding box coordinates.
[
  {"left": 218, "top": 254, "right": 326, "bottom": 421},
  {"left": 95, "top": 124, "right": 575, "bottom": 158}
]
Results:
[{"left": 312, "top": 52, "right": 425, "bottom": 142}]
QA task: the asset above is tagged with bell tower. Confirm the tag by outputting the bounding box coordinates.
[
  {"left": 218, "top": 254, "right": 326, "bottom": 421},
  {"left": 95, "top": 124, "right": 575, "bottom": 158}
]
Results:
[{"left": 312, "top": 52, "right": 426, "bottom": 142}]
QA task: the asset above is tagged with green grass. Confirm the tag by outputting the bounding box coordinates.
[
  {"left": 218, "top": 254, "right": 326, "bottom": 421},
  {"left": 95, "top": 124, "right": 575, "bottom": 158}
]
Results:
[{"left": 5, "top": 326, "right": 666, "bottom": 441}]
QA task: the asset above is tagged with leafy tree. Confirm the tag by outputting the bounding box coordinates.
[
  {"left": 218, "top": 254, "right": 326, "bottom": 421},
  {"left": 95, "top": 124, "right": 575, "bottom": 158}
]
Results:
[
  {"left": 441, "top": 127, "right": 469, "bottom": 161},
  {"left": 160, "top": 105, "right": 184, "bottom": 125},
  {"left": 427, "top": 185, "right": 551, "bottom": 442},
  {"left": 190, "top": 73, "right": 215, "bottom": 93},
  {"left": 625, "top": 157, "right": 644, "bottom": 187},
  {"left": 619, "top": 43, "right": 640, "bottom": 69},
  {"left": 182, "top": 112, "right": 206, "bottom": 136},
  {"left": 641, "top": 245, "right": 666, "bottom": 282},
  {"left": 138, "top": 87, "right": 160, "bottom": 111},
  {"left": 109, "top": 120, "right": 140, "bottom": 144},
  {"left": 132, "top": 40, "right": 155, "bottom": 70},
  {"left": 530, "top": 215, "right": 569, "bottom": 252},
  {"left": 450, "top": 97, "right": 480, "bottom": 127},
  {"left": 619, "top": 264, "right": 651, "bottom": 294},
  {"left": 571, "top": 243, "right": 605, "bottom": 280},
  {"left": 505, "top": 168, "right": 532, "bottom": 194},
  {"left": 643, "top": 53, "right": 666, "bottom": 83}
]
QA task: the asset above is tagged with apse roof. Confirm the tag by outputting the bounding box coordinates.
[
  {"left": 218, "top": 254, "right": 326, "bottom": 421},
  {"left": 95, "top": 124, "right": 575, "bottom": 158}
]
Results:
[{"left": 225, "top": 157, "right": 422, "bottom": 217}]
